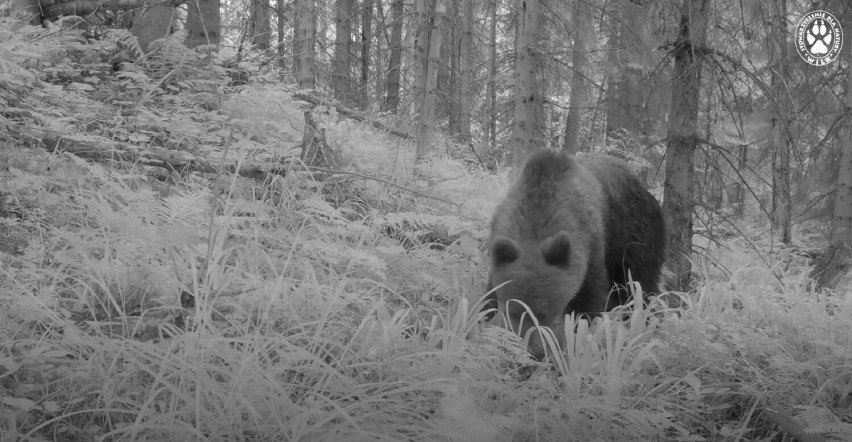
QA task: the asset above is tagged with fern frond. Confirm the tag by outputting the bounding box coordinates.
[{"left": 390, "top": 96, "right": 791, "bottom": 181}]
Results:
[
  {"left": 157, "top": 191, "right": 212, "bottom": 226},
  {"left": 115, "top": 30, "right": 144, "bottom": 62}
]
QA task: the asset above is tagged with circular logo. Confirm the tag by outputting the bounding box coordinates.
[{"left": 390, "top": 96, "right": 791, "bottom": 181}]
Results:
[{"left": 796, "top": 10, "right": 843, "bottom": 66}]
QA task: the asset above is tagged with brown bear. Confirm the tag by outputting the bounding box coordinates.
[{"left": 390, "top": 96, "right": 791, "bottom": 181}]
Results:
[{"left": 485, "top": 150, "right": 665, "bottom": 360}]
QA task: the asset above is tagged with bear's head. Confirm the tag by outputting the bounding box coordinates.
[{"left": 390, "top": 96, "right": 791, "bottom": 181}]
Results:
[{"left": 488, "top": 230, "right": 588, "bottom": 360}]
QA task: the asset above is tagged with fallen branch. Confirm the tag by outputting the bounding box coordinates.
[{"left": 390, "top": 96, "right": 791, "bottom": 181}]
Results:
[
  {"left": 291, "top": 91, "right": 414, "bottom": 140},
  {"left": 41, "top": 0, "right": 157, "bottom": 17},
  {"left": 23, "top": 127, "right": 277, "bottom": 181},
  {"left": 303, "top": 166, "right": 459, "bottom": 206},
  {"left": 20, "top": 126, "right": 456, "bottom": 206}
]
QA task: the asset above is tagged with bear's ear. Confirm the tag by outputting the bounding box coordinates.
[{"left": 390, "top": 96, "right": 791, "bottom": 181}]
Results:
[
  {"left": 491, "top": 236, "right": 519, "bottom": 265},
  {"left": 541, "top": 231, "right": 571, "bottom": 267}
]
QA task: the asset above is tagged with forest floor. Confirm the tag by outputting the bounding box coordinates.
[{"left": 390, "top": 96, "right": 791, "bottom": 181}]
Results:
[{"left": 1, "top": 20, "right": 851, "bottom": 442}]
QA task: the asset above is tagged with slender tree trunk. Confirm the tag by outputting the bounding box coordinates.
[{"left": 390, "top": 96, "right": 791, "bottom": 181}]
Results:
[
  {"left": 247, "top": 4, "right": 256, "bottom": 46},
  {"left": 415, "top": 0, "right": 446, "bottom": 165},
  {"left": 769, "top": 0, "right": 792, "bottom": 243},
  {"left": 333, "top": 0, "right": 354, "bottom": 104},
  {"left": 731, "top": 144, "right": 747, "bottom": 217},
  {"left": 588, "top": 79, "right": 606, "bottom": 146},
  {"left": 320, "top": 0, "right": 330, "bottom": 49},
  {"left": 294, "top": 0, "right": 316, "bottom": 89},
  {"left": 440, "top": 0, "right": 457, "bottom": 126},
  {"left": 383, "top": 0, "right": 404, "bottom": 112},
  {"left": 663, "top": 0, "right": 709, "bottom": 292},
  {"left": 831, "top": 49, "right": 852, "bottom": 244},
  {"left": 535, "top": 1, "right": 548, "bottom": 150},
  {"left": 293, "top": 0, "right": 301, "bottom": 73},
  {"left": 413, "top": 0, "right": 432, "bottom": 113},
  {"left": 511, "top": 0, "right": 542, "bottom": 172},
  {"left": 447, "top": 0, "right": 461, "bottom": 137},
  {"left": 277, "top": 0, "right": 286, "bottom": 68},
  {"left": 373, "top": 0, "right": 384, "bottom": 105},
  {"left": 359, "top": 0, "right": 373, "bottom": 110},
  {"left": 771, "top": 121, "right": 792, "bottom": 241},
  {"left": 252, "top": 0, "right": 270, "bottom": 49},
  {"left": 458, "top": 0, "right": 473, "bottom": 143},
  {"left": 486, "top": 0, "right": 498, "bottom": 146},
  {"left": 604, "top": 1, "right": 653, "bottom": 143},
  {"left": 604, "top": 1, "right": 624, "bottom": 143},
  {"left": 186, "top": 0, "right": 221, "bottom": 47},
  {"left": 562, "top": 0, "right": 593, "bottom": 154}
]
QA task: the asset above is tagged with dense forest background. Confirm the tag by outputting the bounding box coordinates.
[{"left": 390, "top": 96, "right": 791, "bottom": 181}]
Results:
[{"left": 1, "top": 0, "right": 851, "bottom": 440}]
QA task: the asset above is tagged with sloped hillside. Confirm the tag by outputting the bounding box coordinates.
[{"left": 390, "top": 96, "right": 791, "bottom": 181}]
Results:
[{"left": 1, "top": 19, "right": 850, "bottom": 442}]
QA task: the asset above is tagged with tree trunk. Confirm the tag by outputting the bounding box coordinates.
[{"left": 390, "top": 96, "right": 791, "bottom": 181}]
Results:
[
  {"left": 662, "top": 0, "right": 709, "bottom": 292},
  {"left": 374, "top": 0, "right": 385, "bottom": 106},
  {"left": 293, "top": 0, "right": 316, "bottom": 89},
  {"left": 809, "top": 242, "right": 852, "bottom": 291},
  {"left": 447, "top": 0, "right": 461, "bottom": 137},
  {"left": 604, "top": 1, "right": 653, "bottom": 143},
  {"left": 707, "top": 167, "right": 724, "bottom": 210},
  {"left": 458, "top": 0, "right": 473, "bottom": 144},
  {"left": 831, "top": 47, "right": 852, "bottom": 245},
  {"left": 333, "top": 0, "right": 353, "bottom": 104},
  {"left": 769, "top": 0, "right": 792, "bottom": 243},
  {"left": 359, "top": 0, "right": 373, "bottom": 110},
  {"left": 439, "top": 0, "right": 456, "bottom": 126},
  {"left": 603, "top": 1, "right": 625, "bottom": 143},
  {"left": 535, "top": 1, "right": 548, "bottom": 150},
  {"left": 730, "top": 144, "right": 747, "bottom": 217},
  {"left": 511, "top": 0, "right": 543, "bottom": 172},
  {"left": 588, "top": 78, "right": 607, "bottom": 148},
  {"left": 771, "top": 121, "right": 792, "bottom": 241},
  {"left": 252, "top": 0, "right": 270, "bottom": 49},
  {"left": 383, "top": 0, "right": 404, "bottom": 113},
  {"left": 185, "top": 0, "right": 221, "bottom": 47},
  {"left": 415, "top": 0, "right": 446, "bottom": 165},
  {"left": 562, "top": 0, "right": 593, "bottom": 154},
  {"left": 413, "top": 0, "right": 432, "bottom": 114},
  {"left": 486, "top": 0, "right": 498, "bottom": 146},
  {"left": 130, "top": 4, "right": 174, "bottom": 52},
  {"left": 810, "top": 43, "right": 852, "bottom": 291},
  {"left": 277, "top": 0, "right": 286, "bottom": 68}
]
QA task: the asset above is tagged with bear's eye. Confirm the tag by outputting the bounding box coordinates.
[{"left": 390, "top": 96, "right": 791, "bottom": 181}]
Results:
[
  {"left": 491, "top": 236, "right": 519, "bottom": 265},
  {"left": 541, "top": 231, "right": 571, "bottom": 267}
]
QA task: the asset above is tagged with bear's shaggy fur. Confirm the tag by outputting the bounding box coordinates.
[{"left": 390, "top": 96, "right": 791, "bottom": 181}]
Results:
[{"left": 486, "top": 150, "right": 666, "bottom": 359}]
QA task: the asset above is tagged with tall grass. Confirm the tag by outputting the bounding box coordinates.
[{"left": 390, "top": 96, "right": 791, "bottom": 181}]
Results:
[{"left": 1, "top": 141, "right": 851, "bottom": 441}]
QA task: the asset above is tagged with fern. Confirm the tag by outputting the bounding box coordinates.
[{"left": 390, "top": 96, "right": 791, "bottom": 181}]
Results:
[
  {"left": 115, "top": 30, "right": 144, "bottom": 62},
  {"left": 379, "top": 211, "right": 482, "bottom": 250}
]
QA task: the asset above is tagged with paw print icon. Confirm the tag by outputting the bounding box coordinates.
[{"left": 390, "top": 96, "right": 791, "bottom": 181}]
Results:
[
  {"left": 806, "top": 19, "right": 832, "bottom": 55},
  {"left": 796, "top": 11, "right": 843, "bottom": 66}
]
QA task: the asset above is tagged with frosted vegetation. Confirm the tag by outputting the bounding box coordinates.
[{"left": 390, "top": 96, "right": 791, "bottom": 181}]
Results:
[{"left": 0, "top": 21, "right": 850, "bottom": 441}]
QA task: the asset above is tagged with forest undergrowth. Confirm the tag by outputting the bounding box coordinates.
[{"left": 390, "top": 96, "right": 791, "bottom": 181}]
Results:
[{"left": 0, "top": 19, "right": 851, "bottom": 441}]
